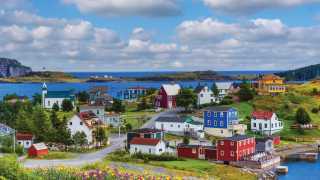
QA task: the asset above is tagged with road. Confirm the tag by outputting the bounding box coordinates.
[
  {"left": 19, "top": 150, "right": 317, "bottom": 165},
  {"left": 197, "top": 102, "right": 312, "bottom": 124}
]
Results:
[
  {"left": 141, "top": 108, "right": 182, "bottom": 129},
  {"left": 23, "top": 135, "right": 125, "bottom": 168}
]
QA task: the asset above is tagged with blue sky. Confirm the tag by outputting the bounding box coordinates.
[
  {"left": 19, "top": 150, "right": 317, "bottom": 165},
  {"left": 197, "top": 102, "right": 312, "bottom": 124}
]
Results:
[{"left": 1, "top": 0, "right": 320, "bottom": 71}]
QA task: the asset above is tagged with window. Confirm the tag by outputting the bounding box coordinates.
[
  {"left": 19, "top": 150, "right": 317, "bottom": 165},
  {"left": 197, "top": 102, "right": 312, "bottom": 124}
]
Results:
[
  {"left": 220, "top": 151, "right": 224, "bottom": 156},
  {"left": 264, "top": 123, "right": 267, "bottom": 128},
  {"left": 26, "top": 142, "right": 29, "bottom": 145},
  {"left": 220, "top": 121, "right": 224, "bottom": 127},
  {"left": 220, "top": 129, "right": 224, "bottom": 134},
  {"left": 149, "top": 148, "right": 151, "bottom": 154},
  {"left": 178, "top": 125, "right": 180, "bottom": 128},
  {"left": 214, "top": 112, "right": 217, "bottom": 117},
  {"left": 200, "top": 94, "right": 204, "bottom": 97},
  {"left": 230, "top": 151, "right": 234, "bottom": 157},
  {"left": 48, "top": 101, "right": 50, "bottom": 106},
  {"left": 97, "top": 110, "right": 100, "bottom": 114},
  {"left": 18, "top": 142, "right": 21, "bottom": 144},
  {"left": 231, "top": 141, "right": 234, "bottom": 146},
  {"left": 80, "top": 122, "right": 83, "bottom": 125},
  {"left": 69, "top": 122, "right": 72, "bottom": 125},
  {"left": 272, "top": 123, "right": 274, "bottom": 128},
  {"left": 192, "top": 148, "right": 196, "bottom": 154},
  {"left": 253, "top": 123, "right": 256, "bottom": 128},
  {"left": 135, "top": 147, "right": 137, "bottom": 152},
  {"left": 159, "top": 148, "right": 162, "bottom": 152},
  {"left": 170, "top": 124, "right": 173, "bottom": 127},
  {"left": 275, "top": 123, "right": 277, "bottom": 127},
  {"left": 207, "top": 120, "right": 211, "bottom": 126},
  {"left": 214, "top": 121, "right": 217, "bottom": 126},
  {"left": 220, "top": 141, "right": 224, "bottom": 145}
]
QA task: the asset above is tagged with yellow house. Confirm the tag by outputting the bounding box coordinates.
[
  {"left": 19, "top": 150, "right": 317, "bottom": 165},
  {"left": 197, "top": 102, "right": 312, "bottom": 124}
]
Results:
[{"left": 257, "top": 74, "right": 286, "bottom": 95}]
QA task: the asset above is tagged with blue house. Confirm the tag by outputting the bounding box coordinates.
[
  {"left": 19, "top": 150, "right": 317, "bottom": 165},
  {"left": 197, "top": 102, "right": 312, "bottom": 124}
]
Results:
[{"left": 203, "top": 106, "right": 246, "bottom": 137}]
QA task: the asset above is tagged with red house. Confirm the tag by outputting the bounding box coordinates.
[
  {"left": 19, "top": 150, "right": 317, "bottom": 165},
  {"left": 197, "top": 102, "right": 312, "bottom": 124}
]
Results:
[
  {"left": 28, "top": 143, "right": 49, "bottom": 157},
  {"left": 155, "top": 84, "right": 181, "bottom": 109},
  {"left": 177, "top": 144, "right": 217, "bottom": 160},
  {"left": 217, "top": 135, "right": 255, "bottom": 162},
  {"left": 271, "top": 135, "right": 281, "bottom": 145}
]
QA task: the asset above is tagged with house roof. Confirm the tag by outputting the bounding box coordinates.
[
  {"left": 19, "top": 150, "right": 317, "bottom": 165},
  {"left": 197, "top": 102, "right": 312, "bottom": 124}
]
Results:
[
  {"left": 130, "top": 128, "right": 163, "bottom": 134},
  {"left": 162, "top": 84, "right": 181, "bottom": 96},
  {"left": 80, "top": 105, "right": 104, "bottom": 110},
  {"left": 129, "top": 137, "right": 160, "bottom": 146},
  {"left": 225, "top": 135, "right": 252, "bottom": 141},
  {"left": 252, "top": 111, "right": 274, "bottom": 120},
  {"left": 155, "top": 116, "right": 185, "bottom": 123},
  {"left": 261, "top": 74, "right": 283, "bottom": 81},
  {"left": 32, "top": 143, "right": 48, "bottom": 150},
  {"left": 46, "top": 91, "right": 74, "bottom": 99},
  {"left": 178, "top": 144, "right": 216, "bottom": 149},
  {"left": 184, "top": 116, "right": 203, "bottom": 125},
  {"left": 77, "top": 111, "right": 100, "bottom": 129},
  {"left": 16, "top": 132, "right": 33, "bottom": 140},
  {"left": 0, "top": 123, "right": 14, "bottom": 135},
  {"left": 205, "top": 106, "right": 235, "bottom": 112},
  {"left": 127, "top": 86, "right": 147, "bottom": 90},
  {"left": 216, "top": 82, "right": 232, "bottom": 90}
]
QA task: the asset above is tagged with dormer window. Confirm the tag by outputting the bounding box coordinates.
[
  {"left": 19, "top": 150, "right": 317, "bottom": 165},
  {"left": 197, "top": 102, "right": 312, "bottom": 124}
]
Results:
[{"left": 80, "top": 122, "right": 83, "bottom": 125}]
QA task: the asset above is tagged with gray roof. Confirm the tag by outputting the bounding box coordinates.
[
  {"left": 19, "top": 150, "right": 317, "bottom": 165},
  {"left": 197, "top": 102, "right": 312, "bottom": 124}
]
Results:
[
  {"left": 155, "top": 116, "right": 185, "bottom": 123},
  {"left": 204, "top": 106, "right": 235, "bottom": 112},
  {"left": 225, "top": 135, "right": 251, "bottom": 141}
]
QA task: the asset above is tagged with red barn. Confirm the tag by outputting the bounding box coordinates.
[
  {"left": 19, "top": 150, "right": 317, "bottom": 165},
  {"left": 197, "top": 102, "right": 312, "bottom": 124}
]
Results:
[
  {"left": 28, "top": 143, "right": 48, "bottom": 157},
  {"left": 155, "top": 84, "right": 181, "bottom": 109},
  {"left": 217, "top": 135, "right": 255, "bottom": 162},
  {"left": 177, "top": 144, "right": 216, "bottom": 160}
]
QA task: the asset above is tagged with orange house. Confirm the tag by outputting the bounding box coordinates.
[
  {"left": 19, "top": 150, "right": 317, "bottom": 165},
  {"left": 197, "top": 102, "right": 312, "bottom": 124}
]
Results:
[{"left": 257, "top": 74, "right": 286, "bottom": 95}]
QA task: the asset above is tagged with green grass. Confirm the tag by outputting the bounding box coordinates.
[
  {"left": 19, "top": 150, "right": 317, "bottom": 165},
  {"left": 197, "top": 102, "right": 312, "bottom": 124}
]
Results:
[
  {"left": 122, "top": 110, "right": 156, "bottom": 129},
  {"left": 29, "top": 151, "right": 77, "bottom": 160}
]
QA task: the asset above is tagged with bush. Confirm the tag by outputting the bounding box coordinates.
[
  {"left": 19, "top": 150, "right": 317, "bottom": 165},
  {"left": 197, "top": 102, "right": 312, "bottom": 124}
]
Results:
[
  {"left": 220, "top": 96, "right": 233, "bottom": 105},
  {"left": 311, "top": 107, "right": 319, "bottom": 114},
  {"left": 132, "top": 152, "right": 182, "bottom": 161}
]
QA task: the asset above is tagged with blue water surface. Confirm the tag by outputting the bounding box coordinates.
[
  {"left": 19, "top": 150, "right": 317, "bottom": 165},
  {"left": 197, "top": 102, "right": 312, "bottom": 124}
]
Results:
[{"left": 279, "top": 158, "right": 320, "bottom": 180}]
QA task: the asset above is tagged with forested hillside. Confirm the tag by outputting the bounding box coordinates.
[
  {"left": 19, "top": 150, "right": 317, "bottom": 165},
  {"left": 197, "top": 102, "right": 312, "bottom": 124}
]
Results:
[{"left": 276, "top": 64, "right": 320, "bottom": 81}]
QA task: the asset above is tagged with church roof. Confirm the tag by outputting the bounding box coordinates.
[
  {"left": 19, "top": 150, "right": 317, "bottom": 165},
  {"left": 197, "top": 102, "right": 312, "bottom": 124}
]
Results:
[{"left": 46, "top": 91, "right": 74, "bottom": 99}]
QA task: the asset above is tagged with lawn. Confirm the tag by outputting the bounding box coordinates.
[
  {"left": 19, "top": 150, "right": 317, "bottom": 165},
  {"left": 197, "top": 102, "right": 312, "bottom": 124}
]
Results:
[
  {"left": 122, "top": 110, "right": 156, "bottom": 129},
  {"left": 29, "top": 151, "right": 77, "bottom": 160}
]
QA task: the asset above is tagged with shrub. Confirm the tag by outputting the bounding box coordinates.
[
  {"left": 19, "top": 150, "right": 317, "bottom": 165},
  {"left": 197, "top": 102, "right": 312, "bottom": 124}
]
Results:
[
  {"left": 311, "top": 107, "right": 319, "bottom": 114},
  {"left": 132, "top": 152, "right": 183, "bottom": 161},
  {"left": 295, "top": 107, "right": 311, "bottom": 125}
]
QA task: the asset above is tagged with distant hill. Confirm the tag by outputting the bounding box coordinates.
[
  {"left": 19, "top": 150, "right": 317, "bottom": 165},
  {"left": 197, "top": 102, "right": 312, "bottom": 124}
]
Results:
[
  {"left": 0, "top": 58, "right": 32, "bottom": 77},
  {"left": 132, "top": 70, "right": 236, "bottom": 81},
  {"left": 276, "top": 64, "right": 320, "bottom": 81}
]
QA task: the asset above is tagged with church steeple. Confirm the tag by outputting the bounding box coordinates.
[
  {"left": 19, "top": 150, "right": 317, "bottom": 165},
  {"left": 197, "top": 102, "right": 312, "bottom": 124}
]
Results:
[{"left": 42, "top": 82, "right": 47, "bottom": 90}]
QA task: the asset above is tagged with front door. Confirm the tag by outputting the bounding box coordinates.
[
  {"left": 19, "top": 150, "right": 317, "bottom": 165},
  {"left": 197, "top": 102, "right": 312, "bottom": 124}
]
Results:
[{"left": 259, "top": 123, "right": 262, "bottom": 130}]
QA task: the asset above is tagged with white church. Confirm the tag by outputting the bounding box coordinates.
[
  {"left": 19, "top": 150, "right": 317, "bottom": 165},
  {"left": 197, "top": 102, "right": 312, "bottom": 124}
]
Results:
[{"left": 41, "top": 83, "right": 76, "bottom": 109}]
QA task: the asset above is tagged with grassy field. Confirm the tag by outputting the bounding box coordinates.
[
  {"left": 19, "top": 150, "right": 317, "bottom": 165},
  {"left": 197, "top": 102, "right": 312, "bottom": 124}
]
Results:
[
  {"left": 122, "top": 110, "right": 156, "bottom": 129},
  {"left": 29, "top": 151, "right": 77, "bottom": 160},
  {"left": 227, "top": 81, "right": 320, "bottom": 141}
]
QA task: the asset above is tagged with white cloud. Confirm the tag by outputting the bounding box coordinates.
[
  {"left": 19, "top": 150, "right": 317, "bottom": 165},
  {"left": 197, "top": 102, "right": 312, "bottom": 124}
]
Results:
[
  {"left": 62, "top": 21, "right": 93, "bottom": 40},
  {"left": 62, "top": 0, "right": 181, "bottom": 17},
  {"left": 203, "top": 0, "right": 320, "bottom": 14}
]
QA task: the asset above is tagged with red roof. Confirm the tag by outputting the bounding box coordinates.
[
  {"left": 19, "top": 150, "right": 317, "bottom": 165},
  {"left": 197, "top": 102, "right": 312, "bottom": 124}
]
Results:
[
  {"left": 16, "top": 132, "right": 33, "bottom": 140},
  {"left": 129, "top": 137, "right": 160, "bottom": 146},
  {"left": 252, "top": 111, "right": 274, "bottom": 120}
]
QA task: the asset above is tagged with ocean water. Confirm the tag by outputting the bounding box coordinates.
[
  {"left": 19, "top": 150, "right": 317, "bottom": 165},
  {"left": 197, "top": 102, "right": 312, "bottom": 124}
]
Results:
[
  {"left": 0, "top": 71, "right": 280, "bottom": 100},
  {"left": 279, "top": 157, "right": 320, "bottom": 180}
]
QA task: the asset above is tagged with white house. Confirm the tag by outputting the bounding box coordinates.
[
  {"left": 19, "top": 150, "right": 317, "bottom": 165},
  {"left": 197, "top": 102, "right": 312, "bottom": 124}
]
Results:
[
  {"left": 251, "top": 111, "right": 283, "bottom": 135},
  {"left": 67, "top": 111, "right": 100, "bottom": 144},
  {"left": 16, "top": 132, "right": 34, "bottom": 149},
  {"left": 216, "top": 82, "right": 232, "bottom": 101},
  {"left": 155, "top": 116, "right": 203, "bottom": 134},
  {"left": 104, "top": 112, "right": 121, "bottom": 127},
  {"left": 80, "top": 105, "right": 105, "bottom": 121},
  {"left": 42, "top": 83, "right": 75, "bottom": 109},
  {"left": 129, "top": 137, "right": 166, "bottom": 155},
  {"left": 194, "top": 85, "right": 215, "bottom": 106}
]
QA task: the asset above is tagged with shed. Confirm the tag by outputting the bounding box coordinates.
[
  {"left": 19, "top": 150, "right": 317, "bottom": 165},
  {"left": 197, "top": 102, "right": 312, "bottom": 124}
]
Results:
[{"left": 28, "top": 143, "right": 48, "bottom": 157}]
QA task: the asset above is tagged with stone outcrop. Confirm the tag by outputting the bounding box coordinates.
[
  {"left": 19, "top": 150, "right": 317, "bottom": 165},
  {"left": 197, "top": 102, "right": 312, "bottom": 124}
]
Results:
[{"left": 0, "top": 58, "right": 32, "bottom": 77}]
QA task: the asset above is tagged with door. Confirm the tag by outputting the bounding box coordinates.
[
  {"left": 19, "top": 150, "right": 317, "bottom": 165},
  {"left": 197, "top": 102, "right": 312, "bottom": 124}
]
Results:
[{"left": 259, "top": 123, "right": 262, "bottom": 130}]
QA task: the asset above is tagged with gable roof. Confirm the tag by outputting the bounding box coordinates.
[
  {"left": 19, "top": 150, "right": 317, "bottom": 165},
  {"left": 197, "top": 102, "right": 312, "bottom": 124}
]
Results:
[
  {"left": 205, "top": 106, "right": 235, "bottom": 112},
  {"left": 80, "top": 105, "right": 104, "bottom": 110},
  {"left": 46, "top": 90, "right": 74, "bottom": 99},
  {"left": 129, "top": 137, "right": 160, "bottom": 146},
  {"left": 252, "top": 111, "right": 274, "bottom": 120},
  {"left": 216, "top": 82, "right": 232, "bottom": 90},
  {"left": 16, "top": 132, "right": 33, "bottom": 140},
  {"left": 225, "top": 135, "right": 252, "bottom": 141},
  {"left": 162, "top": 84, "right": 181, "bottom": 96},
  {"left": 32, "top": 143, "right": 48, "bottom": 150},
  {"left": 261, "top": 74, "right": 283, "bottom": 81},
  {"left": 155, "top": 116, "right": 185, "bottom": 123},
  {"left": 76, "top": 111, "right": 100, "bottom": 129},
  {"left": 0, "top": 123, "right": 15, "bottom": 135},
  {"left": 130, "top": 128, "right": 164, "bottom": 134}
]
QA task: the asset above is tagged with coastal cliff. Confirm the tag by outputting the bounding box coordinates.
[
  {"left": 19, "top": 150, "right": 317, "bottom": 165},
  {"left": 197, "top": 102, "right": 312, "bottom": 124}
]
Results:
[{"left": 0, "top": 58, "right": 32, "bottom": 77}]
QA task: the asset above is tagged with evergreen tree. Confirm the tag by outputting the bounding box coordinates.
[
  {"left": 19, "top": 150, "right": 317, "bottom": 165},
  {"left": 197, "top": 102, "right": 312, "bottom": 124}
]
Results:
[
  {"left": 238, "top": 81, "right": 254, "bottom": 102},
  {"left": 32, "top": 105, "right": 53, "bottom": 142},
  {"left": 16, "top": 110, "right": 33, "bottom": 132},
  {"left": 72, "top": 131, "right": 88, "bottom": 147},
  {"left": 211, "top": 82, "right": 219, "bottom": 97},
  {"left": 176, "top": 88, "right": 197, "bottom": 111},
  {"left": 137, "top": 97, "right": 149, "bottom": 110},
  {"left": 52, "top": 103, "right": 60, "bottom": 112},
  {"left": 296, "top": 107, "right": 312, "bottom": 125},
  {"left": 183, "top": 136, "right": 190, "bottom": 145},
  {"left": 32, "top": 93, "right": 42, "bottom": 106},
  {"left": 76, "top": 91, "right": 90, "bottom": 103},
  {"left": 50, "top": 111, "right": 60, "bottom": 129},
  {"left": 111, "top": 99, "right": 126, "bottom": 113},
  {"left": 62, "top": 99, "right": 74, "bottom": 112}
]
